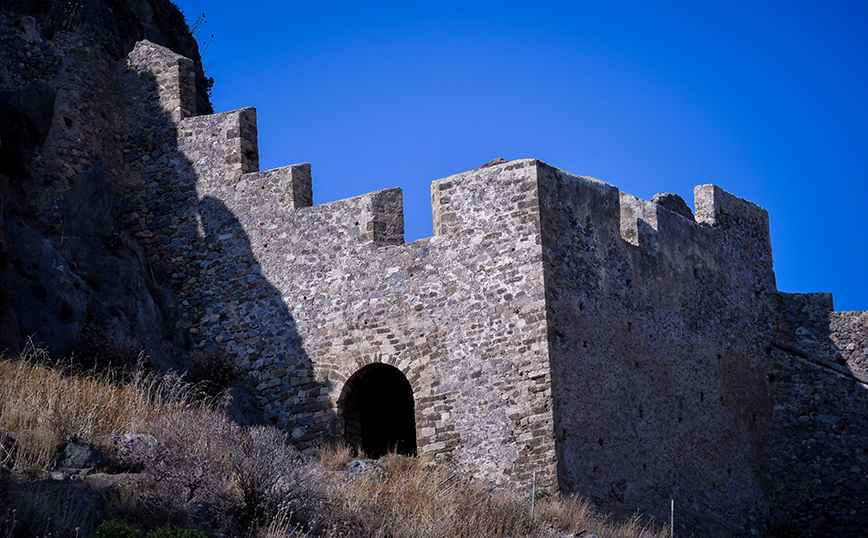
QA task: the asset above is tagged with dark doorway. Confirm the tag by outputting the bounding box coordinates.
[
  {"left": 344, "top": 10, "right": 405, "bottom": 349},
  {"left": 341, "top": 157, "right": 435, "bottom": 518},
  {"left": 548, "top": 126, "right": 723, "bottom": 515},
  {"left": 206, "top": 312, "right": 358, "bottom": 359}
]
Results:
[{"left": 342, "top": 363, "right": 417, "bottom": 458}]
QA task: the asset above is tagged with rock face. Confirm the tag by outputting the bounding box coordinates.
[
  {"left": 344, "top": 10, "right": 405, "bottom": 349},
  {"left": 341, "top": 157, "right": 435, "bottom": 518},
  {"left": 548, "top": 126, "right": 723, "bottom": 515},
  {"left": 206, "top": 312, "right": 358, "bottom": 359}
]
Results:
[
  {"left": 0, "top": 6, "right": 205, "bottom": 379},
  {"left": 1, "top": 0, "right": 212, "bottom": 114},
  {"left": 0, "top": 3, "right": 260, "bottom": 420},
  {"left": 0, "top": 83, "right": 56, "bottom": 177}
]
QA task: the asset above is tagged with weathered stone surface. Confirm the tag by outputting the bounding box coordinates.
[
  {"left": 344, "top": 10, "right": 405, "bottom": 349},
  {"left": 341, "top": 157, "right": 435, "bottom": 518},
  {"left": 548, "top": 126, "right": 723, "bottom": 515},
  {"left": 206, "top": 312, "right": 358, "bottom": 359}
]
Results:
[
  {"left": 108, "top": 433, "right": 159, "bottom": 470},
  {"left": 1, "top": 475, "right": 106, "bottom": 536},
  {"left": 0, "top": 82, "right": 55, "bottom": 177},
  {"left": 4, "top": 216, "right": 89, "bottom": 358},
  {"left": 764, "top": 292, "right": 868, "bottom": 536},
  {"left": 0, "top": 1, "right": 211, "bottom": 114},
  {"left": 61, "top": 154, "right": 118, "bottom": 237}
]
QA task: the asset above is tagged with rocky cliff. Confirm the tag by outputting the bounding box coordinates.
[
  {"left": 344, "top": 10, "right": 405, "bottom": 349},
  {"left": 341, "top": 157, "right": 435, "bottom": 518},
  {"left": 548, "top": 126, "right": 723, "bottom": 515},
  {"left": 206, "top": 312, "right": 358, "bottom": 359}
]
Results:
[{"left": 0, "top": 1, "right": 249, "bottom": 411}]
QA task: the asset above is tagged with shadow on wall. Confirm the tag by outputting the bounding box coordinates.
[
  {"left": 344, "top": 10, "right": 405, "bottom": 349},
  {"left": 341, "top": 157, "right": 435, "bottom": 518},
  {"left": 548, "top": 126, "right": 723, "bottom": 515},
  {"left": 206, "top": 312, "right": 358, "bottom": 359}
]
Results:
[
  {"left": 116, "top": 60, "right": 330, "bottom": 432},
  {"left": 764, "top": 292, "right": 868, "bottom": 535},
  {"left": 0, "top": 23, "right": 193, "bottom": 373}
]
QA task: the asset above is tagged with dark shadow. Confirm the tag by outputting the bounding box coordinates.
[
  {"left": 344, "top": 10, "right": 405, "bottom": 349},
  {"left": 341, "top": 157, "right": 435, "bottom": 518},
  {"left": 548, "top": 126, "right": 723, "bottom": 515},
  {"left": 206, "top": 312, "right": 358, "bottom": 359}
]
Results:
[
  {"left": 763, "top": 292, "right": 868, "bottom": 535},
  {"left": 109, "top": 48, "right": 327, "bottom": 435},
  {"left": 341, "top": 363, "right": 417, "bottom": 458}
]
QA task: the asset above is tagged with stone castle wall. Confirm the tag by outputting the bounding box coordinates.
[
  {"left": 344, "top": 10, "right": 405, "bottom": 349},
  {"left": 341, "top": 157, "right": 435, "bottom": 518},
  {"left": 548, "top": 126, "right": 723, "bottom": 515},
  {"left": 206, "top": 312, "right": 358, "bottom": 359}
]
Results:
[
  {"left": 765, "top": 293, "right": 868, "bottom": 535},
  {"left": 120, "top": 40, "right": 868, "bottom": 535},
  {"left": 122, "top": 42, "right": 557, "bottom": 487}
]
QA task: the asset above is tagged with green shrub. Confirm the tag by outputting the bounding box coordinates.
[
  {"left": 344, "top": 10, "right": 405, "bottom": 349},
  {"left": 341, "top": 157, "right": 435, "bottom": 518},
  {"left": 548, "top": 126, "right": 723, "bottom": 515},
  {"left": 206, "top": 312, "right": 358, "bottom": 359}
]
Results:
[
  {"left": 145, "top": 526, "right": 207, "bottom": 538},
  {"left": 91, "top": 520, "right": 142, "bottom": 538},
  {"left": 534, "top": 489, "right": 552, "bottom": 503}
]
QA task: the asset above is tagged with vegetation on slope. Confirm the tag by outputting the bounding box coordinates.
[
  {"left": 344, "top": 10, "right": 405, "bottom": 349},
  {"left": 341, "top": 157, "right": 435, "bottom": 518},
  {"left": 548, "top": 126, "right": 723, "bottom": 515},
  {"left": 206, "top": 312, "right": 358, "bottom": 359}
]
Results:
[{"left": 0, "top": 347, "right": 669, "bottom": 538}]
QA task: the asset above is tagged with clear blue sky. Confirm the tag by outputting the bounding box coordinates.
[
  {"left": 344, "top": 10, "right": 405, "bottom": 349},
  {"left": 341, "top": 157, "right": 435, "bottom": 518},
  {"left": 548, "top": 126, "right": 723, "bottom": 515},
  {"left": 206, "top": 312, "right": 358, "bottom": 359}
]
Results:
[{"left": 172, "top": 1, "right": 867, "bottom": 311}]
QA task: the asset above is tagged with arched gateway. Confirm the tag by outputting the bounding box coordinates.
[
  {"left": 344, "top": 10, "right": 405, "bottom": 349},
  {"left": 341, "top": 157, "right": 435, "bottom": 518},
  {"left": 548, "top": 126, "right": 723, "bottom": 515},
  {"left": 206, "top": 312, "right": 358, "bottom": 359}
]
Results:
[{"left": 340, "top": 363, "right": 417, "bottom": 458}]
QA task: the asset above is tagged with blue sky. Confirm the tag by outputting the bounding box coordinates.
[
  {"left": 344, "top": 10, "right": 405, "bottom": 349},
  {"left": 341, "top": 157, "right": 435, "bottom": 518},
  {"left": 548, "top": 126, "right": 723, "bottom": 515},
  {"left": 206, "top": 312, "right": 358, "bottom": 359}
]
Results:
[{"left": 172, "top": 1, "right": 867, "bottom": 311}]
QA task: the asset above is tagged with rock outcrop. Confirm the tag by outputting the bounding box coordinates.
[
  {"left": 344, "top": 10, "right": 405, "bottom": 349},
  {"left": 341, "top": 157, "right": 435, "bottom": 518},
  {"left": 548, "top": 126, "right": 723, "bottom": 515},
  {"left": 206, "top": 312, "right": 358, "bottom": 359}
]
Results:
[{"left": 0, "top": 4, "right": 242, "bottom": 409}]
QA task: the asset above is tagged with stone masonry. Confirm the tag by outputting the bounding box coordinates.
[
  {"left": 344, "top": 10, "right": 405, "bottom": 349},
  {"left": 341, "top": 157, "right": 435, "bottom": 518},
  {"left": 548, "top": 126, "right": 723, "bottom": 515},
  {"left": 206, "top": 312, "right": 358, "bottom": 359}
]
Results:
[{"left": 4, "top": 24, "right": 865, "bottom": 536}]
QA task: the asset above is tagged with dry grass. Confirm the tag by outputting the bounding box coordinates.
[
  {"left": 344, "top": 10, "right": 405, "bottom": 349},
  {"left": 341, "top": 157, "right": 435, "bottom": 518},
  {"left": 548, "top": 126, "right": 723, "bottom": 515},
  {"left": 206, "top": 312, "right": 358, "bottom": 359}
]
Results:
[
  {"left": 0, "top": 344, "right": 204, "bottom": 471},
  {"left": 300, "top": 454, "right": 670, "bottom": 538},
  {"left": 315, "top": 441, "right": 356, "bottom": 471},
  {"left": 0, "top": 347, "right": 669, "bottom": 538},
  {"left": 536, "top": 494, "right": 668, "bottom": 538}
]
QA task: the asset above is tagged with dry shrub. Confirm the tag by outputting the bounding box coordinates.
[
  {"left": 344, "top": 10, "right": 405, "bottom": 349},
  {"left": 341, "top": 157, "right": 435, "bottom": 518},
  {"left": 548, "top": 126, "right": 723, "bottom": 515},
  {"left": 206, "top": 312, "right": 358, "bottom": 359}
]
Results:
[
  {"left": 258, "top": 507, "right": 335, "bottom": 538},
  {"left": 319, "top": 455, "right": 535, "bottom": 538},
  {"left": 300, "top": 454, "right": 670, "bottom": 538},
  {"left": 233, "top": 425, "right": 313, "bottom": 529},
  {"left": 129, "top": 411, "right": 323, "bottom": 535},
  {"left": 85, "top": 472, "right": 152, "bottom": 524},
  {"left": 134, "top": 407, "right": 242, "bottom": 529}
]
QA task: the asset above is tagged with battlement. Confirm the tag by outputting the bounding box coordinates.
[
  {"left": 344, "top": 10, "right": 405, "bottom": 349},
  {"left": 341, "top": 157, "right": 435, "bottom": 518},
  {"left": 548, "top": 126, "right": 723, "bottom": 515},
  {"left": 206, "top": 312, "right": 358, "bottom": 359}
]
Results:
[
  {"left": 127, "top": 40, "right": 196, "bottom": 122},
  {"left": 129, "top": 38, "right": 773, "bottom": 272}
]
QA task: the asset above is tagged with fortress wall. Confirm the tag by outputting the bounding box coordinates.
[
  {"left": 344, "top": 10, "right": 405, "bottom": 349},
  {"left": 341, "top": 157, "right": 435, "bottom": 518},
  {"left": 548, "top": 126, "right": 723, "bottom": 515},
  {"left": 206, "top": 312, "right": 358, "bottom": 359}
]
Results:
[
  {"left": 113, "top": 38, "right": 867, "bottom": 532},
  {"left": 128, "top": 53, "right": 560, "bottom": 488},
  {"left": 179, "top": 107, "right": 259, "bottom": 180},
  {"left": 766, "top": 293, "right": 868, "bottom": 536},
  {"left": 538, "top": 162, "right": 775, "bottom": 532},
  {"left": 619, "top": 192, "right": 659, "bottom": 248},
  {"left": 198, "top": 158, "right": 557, "bottom": 485},
  {"left": 126, "top": 40, "right": 196, "bottom": 122}
]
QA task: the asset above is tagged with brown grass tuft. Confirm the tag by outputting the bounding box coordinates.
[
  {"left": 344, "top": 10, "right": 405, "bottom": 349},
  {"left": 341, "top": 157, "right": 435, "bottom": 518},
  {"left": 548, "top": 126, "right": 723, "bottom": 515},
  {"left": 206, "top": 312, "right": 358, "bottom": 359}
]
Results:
[{"left": 315, "top": 440, "right": 356, "bottom": 471}]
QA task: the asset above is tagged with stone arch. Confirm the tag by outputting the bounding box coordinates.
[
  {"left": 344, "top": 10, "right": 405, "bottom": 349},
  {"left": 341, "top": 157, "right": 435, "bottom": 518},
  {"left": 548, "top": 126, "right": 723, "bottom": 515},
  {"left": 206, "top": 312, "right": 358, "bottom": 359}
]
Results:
[{"left": 339, "top": 362, "right": 417, "bottom": 458}]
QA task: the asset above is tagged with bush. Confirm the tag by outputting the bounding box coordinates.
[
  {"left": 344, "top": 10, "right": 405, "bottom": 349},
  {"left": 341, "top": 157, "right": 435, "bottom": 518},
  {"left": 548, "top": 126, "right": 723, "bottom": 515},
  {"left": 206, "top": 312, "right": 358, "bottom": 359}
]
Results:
[
  {"left": 134, "top": 407, "right": 241, "bottom": 528},
  {"left": 233, "top": 426, "right": 293, "bottom": 527},
  {"left": 92, "top": 520, "right": 142, "bottom": 538},
  {"left": 90, "top": 521, "right": 208, "bottom": 538},
  {"left": 145, "top": 526, "right": 207, "bottom": 538}
]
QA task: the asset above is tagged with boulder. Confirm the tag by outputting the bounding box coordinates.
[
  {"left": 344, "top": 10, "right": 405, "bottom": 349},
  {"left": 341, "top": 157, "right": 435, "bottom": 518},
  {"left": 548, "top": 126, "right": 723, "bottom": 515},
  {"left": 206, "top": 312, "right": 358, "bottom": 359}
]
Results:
[
  {"left": 56, "top": 442, "right": 103, "bottom": 475},
  {"left": 108, "top": 433, "right": 159, "bottom": 470}
]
